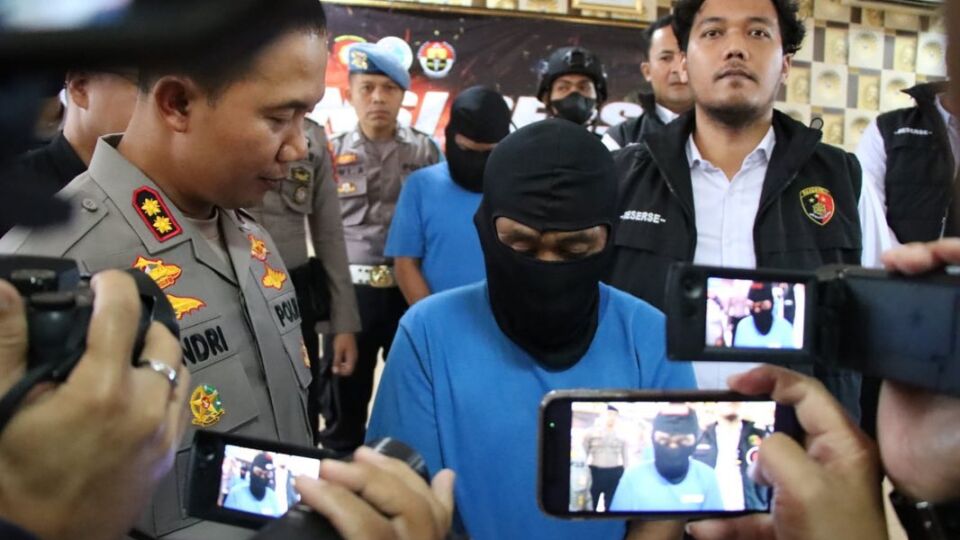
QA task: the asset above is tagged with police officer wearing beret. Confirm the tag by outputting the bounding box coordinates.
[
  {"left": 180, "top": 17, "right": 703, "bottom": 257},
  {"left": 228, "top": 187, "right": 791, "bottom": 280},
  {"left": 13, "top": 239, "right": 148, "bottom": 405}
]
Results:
[
  {"left": 0, "top": 3, "right": 328, "bottom": 538},
  {"left": 247, "top": 117, "right": 361, "bottom": 442},
  {"left": 325, "top": 43, "right": 442, "bottom": 452}
]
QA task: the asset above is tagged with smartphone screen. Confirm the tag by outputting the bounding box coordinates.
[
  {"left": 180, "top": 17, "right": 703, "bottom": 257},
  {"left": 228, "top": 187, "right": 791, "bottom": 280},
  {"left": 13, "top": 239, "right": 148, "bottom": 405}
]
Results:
[
  {"left": 705, "top": 278, "right": 806, "bottom": 350},
  {"left": 216, "top": 444, "right": 323, "bottom": 518},
  {"left": 540, "top": 391, "right": 793, "bottom": 518}
]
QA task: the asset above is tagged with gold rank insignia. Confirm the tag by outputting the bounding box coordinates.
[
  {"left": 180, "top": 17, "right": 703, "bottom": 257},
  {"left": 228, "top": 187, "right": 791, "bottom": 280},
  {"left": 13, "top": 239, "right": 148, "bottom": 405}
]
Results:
[
  {"left": 131, "top": 255, "right": 207, "bottom": 320},
  {"left": 262, "top": 262, "right": 288, "bottom": 290},
  {"left": 300, "top": 339, "right": 310, "bottom": 369},
  {"left": 248, "top": 234, "right": 269, "bottom": 262},
  {"left": 190, "top": 384, "right": 225, "bottom": 427},
  {"left": 337, "top": 182, "right": 357, "bottom": 195},
  {"left": 292, "top": 167, "right": 312, "bottom": 183},
  {"left": 335, "top": 153, "right": 359, "bottom": 166},
  {"left": 133, "top": 186, "right": 182, "bottom": 242}
]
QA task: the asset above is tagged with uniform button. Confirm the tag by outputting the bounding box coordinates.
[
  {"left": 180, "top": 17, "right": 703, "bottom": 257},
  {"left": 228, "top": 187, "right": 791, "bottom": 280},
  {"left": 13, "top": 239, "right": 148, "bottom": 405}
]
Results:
[{"left": 81, "top": 199, "right": 98, "bottom": 212}]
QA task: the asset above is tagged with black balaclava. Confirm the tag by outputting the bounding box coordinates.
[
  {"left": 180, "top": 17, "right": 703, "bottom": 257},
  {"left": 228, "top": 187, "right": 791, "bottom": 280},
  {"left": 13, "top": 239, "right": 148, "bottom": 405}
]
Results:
[
  {"left": 748, "top": 283, "right": 775, "bottom": 335},
  {"left": 249, "top": 453, "right": 273, "bottom": 500},
  {"left": 652, "top": 410, "right": 700, "bottom": 484},
  {"left": 474, "top": 118, "right": 616, "bottom": 370},
  {"left": 445, "top": 86, "right": 512, "bottom": 193},
  {"left": 551, "top": 93, "right": 597, "bottom": 125}
]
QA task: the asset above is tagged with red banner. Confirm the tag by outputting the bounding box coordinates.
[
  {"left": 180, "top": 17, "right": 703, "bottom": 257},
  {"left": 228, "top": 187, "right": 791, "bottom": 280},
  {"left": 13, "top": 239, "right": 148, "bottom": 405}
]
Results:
[{"left": 312, "top": 3, "right": 649, "bottom": 145}]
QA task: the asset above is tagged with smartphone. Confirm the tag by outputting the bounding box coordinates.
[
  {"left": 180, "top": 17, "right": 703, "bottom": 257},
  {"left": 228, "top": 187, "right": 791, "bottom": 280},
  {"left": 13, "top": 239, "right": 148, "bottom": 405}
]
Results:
[
  {"left": 186, "top": 430, "right": 336, "bottom": 529},
  {"left": 539, "top": 390, "right": 799, "bottom": 519}
]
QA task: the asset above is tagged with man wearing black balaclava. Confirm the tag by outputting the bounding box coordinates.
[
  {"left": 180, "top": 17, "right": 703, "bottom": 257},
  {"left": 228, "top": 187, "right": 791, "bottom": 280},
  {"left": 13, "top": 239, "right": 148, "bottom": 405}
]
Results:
[
  {"left": 387, "top": 86, "right": 511, "bottom": 305},
  {"left": 368, "top": 118, "right": 695, "bottom": 540},
  {"left": 733, "top": 283, "right": 797, "bottom": 348},
  {"left": 223, "top": 453, "right": 283, "bottom": 517},
  {"left": 535, "top": 46, "right": 608, "bottom": 130},
  {"left": 609, "top": 407, "right": 723, "bottom": 512}
]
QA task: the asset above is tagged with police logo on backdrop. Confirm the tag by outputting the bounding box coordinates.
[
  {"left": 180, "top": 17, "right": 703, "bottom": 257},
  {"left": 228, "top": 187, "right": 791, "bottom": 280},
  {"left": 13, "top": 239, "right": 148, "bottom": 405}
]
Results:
[
  {"left": 133, "top": 186, "right": 182, "bottom": 242},
  {"left": 417, "top": 41, "right": 456, "bottom": 79},
  {"left": 799, "top": 186, "right": 836, "bottom": 226},
  {"left": 333, "top": 35, "right": 367, "bottom": 67}
]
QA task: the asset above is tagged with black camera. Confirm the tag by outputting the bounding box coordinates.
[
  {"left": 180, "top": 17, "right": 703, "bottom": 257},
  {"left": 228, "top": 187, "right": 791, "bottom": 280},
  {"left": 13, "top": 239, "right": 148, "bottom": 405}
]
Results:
[
  {"left": 664, "top": 263, "right": 960, "bottom": 397},
  {"left": 0, "top": 255, "right": 178, "bottom": 433},
  {"left": 186, "top": 430, "right": 429, "bottom": 539}
]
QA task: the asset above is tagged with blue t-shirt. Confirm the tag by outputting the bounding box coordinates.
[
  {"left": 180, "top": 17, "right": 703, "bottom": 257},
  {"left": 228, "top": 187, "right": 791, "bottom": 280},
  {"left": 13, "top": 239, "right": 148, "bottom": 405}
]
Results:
[
  {"left": 366, "top": 282, "right": 696, "bottom": 540},
  {"left": 609, "top": 459, "right": 724, "bottom": 512},
  {"left": 733, "top": 316, "right": 796, "bottom": 349},
  {"left": 384, "top": 162, "right": 485, "bottom": 293},
  {"left": 223, "top": 482, "right": 283, "bottom": 517}
]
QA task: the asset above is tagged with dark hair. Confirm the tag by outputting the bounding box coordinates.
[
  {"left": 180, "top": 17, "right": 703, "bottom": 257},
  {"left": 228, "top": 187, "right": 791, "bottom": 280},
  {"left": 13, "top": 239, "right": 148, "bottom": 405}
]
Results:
[
  {"left": 641, "top": 15, "right": 676, "bottom": 62},
  {"left": 139, "top": 0, "right": 326, "bottom": 99},
  {"left": 672, "top": 0, "right": 805, "bottom": 55}
]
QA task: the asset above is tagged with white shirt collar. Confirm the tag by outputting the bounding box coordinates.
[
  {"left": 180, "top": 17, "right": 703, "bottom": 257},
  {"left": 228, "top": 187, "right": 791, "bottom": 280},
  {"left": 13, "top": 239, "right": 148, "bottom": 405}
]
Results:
[
  {"left": 655, "top": 103, "right": 681, "bottom": 124},
  {"left": 936, "top": 93, "right": 959, "bottom": 131},
  {"left": 686, "top": 126, "right": 776, "bottom": 170}
]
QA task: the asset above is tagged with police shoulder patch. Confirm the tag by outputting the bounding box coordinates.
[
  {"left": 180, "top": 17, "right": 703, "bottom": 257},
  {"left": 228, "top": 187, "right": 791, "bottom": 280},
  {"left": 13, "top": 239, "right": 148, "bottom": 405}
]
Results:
[
  {"left": 132, "top": 186, "right": 182, "bottom": 242},
  {"left": 799, "top": 186, "right": 836, "bottom": 226}
]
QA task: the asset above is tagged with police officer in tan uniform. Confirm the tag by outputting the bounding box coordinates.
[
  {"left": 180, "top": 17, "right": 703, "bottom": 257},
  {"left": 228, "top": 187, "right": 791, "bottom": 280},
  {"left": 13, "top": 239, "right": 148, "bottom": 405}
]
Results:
[
  {"left": 0, "top": 3, "right": 328, "bottom": 538},
  {"left": 324, "top": 43, "right": 442, "bottom": 451},
  {"left": 247, "top": 117, "right": 361, "bottom": 441}
]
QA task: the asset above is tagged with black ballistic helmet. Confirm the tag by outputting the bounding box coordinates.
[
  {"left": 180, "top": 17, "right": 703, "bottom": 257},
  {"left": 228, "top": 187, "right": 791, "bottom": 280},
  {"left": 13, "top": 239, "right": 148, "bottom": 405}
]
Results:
[{"left": 536, "top": 46, "right": 609, "bottom": 104}]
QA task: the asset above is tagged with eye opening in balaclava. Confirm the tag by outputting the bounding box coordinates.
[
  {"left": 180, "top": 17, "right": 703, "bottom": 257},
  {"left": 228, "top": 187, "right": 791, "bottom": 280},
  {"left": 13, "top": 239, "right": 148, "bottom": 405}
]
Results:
[
  {"left": 747, "top": 283, "right": 775, "bottom": 335},
  {"left": 249, "top": 453, "right": 274, "bottom": 501},
  {"left": 651, "top": 408, "right": 700, "bottom": 484},
  {"left": 445, "top": 86, "right": 511, "bottom": 193},
  {"left": 474, "top": 118, "right": 616, "bottom": 370}
]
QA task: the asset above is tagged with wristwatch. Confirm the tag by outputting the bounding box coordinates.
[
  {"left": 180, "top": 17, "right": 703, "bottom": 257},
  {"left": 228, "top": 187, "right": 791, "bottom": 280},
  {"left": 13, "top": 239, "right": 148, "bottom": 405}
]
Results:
[{"left": 889, "top": 490, "right": 960, "bottom": 539}]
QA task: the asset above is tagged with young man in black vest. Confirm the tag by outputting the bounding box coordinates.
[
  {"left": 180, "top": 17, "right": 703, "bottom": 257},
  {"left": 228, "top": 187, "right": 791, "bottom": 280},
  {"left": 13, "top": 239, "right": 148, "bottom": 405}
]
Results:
[
  {"left": 608, "top": 0, "right": 891, "bottom": 418},
  {"left": 856, "top": 80, "right": 959, "bottom": 243},
  {"left": 601, "top": 15, "right": 694, "bottom": 151}
]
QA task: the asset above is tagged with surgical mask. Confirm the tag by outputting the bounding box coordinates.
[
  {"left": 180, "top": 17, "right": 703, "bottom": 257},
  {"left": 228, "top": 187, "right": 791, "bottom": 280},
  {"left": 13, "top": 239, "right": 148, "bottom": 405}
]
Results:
[{"left": 551, "top": 93, "right": 597, "bottom": 125}]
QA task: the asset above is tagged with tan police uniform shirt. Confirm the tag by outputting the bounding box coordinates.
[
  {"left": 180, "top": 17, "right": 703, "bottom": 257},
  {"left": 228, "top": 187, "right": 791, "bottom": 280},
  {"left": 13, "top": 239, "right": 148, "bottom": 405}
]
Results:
[
  {"left": 330, "top": 124, "right": 441, "bottom": 265},
  {"left": 247, "top": 118, "right": 361, "bottom": 334},
  {"left": 0, "top": 136, "right": 312, "bottom": 539}
]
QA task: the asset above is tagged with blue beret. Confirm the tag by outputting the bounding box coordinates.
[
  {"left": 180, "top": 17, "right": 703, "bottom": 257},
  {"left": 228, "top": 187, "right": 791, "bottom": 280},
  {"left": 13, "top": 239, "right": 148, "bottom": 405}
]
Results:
[{"left": 347, "top": 42, "right": 410, "bottom": 91}]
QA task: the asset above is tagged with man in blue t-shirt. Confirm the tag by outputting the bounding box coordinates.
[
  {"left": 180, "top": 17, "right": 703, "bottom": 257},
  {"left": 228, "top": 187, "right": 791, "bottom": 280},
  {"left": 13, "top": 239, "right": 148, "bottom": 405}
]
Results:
[
  {"left": 367, "top": 119, "right": 696, "bottom": 540},
  {"left": 610, "top": 407, "right": 723, "bottom": 512},
  {"left": 733, "top": 283, "right": 797, "bottom": 349},
  {"left": 387, "top": 87, "right": 511, "bottom": 305}
]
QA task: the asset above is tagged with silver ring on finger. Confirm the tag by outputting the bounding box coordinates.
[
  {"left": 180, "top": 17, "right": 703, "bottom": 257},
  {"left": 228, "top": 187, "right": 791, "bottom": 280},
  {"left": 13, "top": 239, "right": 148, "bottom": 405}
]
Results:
[{"left": 136, "top": 358, "right": 180, "bottom": 393}]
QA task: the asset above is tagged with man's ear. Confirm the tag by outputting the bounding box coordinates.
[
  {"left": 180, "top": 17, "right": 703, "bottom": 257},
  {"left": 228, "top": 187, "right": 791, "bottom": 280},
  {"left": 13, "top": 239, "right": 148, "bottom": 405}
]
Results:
[
  {"left": 679, "top": 54, "right": 690, "bottom": 84},
  {"left": 780, "top": 53, "right": 793, "bottom": 86},
  {"left": 641, "top": 61, "right": 653, "bottom": 83},
  {"left": 152, "top": 76, "right": 201, "bottom": 133},
  {"left": 65, "top": 71, "right": 91, "bottom": 109}
]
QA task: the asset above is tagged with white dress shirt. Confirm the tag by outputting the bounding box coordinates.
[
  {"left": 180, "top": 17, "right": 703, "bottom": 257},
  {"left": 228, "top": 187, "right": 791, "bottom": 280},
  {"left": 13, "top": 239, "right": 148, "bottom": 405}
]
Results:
[
  {"left": 688, "top": 125, "right": 893, "bottom": 389},
  {"left": 855, "top": 93, "right": 959, "bottom": 245}
]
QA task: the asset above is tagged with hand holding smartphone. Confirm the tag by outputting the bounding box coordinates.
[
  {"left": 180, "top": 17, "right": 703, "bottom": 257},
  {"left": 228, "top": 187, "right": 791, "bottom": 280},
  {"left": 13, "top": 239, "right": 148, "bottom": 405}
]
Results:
[{"left": 539, "top": 390, "right": 799, "bottom": 519}]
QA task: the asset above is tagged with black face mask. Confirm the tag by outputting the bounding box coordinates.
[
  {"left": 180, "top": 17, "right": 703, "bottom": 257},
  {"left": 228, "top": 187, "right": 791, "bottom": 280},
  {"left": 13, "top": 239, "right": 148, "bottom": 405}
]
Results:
[
  {"left": 445, "top": 125, "right": 490, "bottom": 193},
  {"left": 551, "top": 93, "right": 597, "bottom": 125},
  {"left": 475, "top": 118, "right": 616, "bottom": 369},
  {"left": 653, "top": 441, "right": 696, "bottom": 483},
  {"left": 249, "top": 472, "right": 268, "bottom": 500},
  {"left": 445, "top": 86, "right": 512, "bottom": 193},
  {"left": 748, "top": 287, "right": 775, "bottom": 335}
]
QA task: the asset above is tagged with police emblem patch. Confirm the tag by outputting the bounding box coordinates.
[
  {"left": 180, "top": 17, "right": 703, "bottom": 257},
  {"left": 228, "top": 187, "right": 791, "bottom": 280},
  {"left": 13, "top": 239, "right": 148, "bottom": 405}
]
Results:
[
  {"left": 292, "top": 167, "right": 311, "bottom": 183},
  {"left": 349, "top": 49, "right": 369, "bottom": 70},
  {"left": 131, "top": 256, "right": 206, "bottom": 320},
  {"left": 262, "top": 263, "right": 288, "bottom": 290},
  {"left": 336, "top": 153, "right": 359, "bottom": 166},
  {"left": 249, "top": 234, "right": 269, "bottom": 262},
  {"left": 799, "top": 186, "right": 835, "bottom": 226},
  {"left": 337, "top": 182, "right": 357, "bottom": 195},
  {"left": 133, "top": 186, "right": 182, "bottom": 242},
  {"left": 190, "top": 384, "right": 225, "bottom": 427}
]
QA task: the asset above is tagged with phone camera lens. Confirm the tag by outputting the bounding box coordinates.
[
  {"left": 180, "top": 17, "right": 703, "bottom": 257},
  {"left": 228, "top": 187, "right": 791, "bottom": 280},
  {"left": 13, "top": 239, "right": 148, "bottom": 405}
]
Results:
[{"left": 682, "top": 277, "right": 702, "bottom": 298}]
